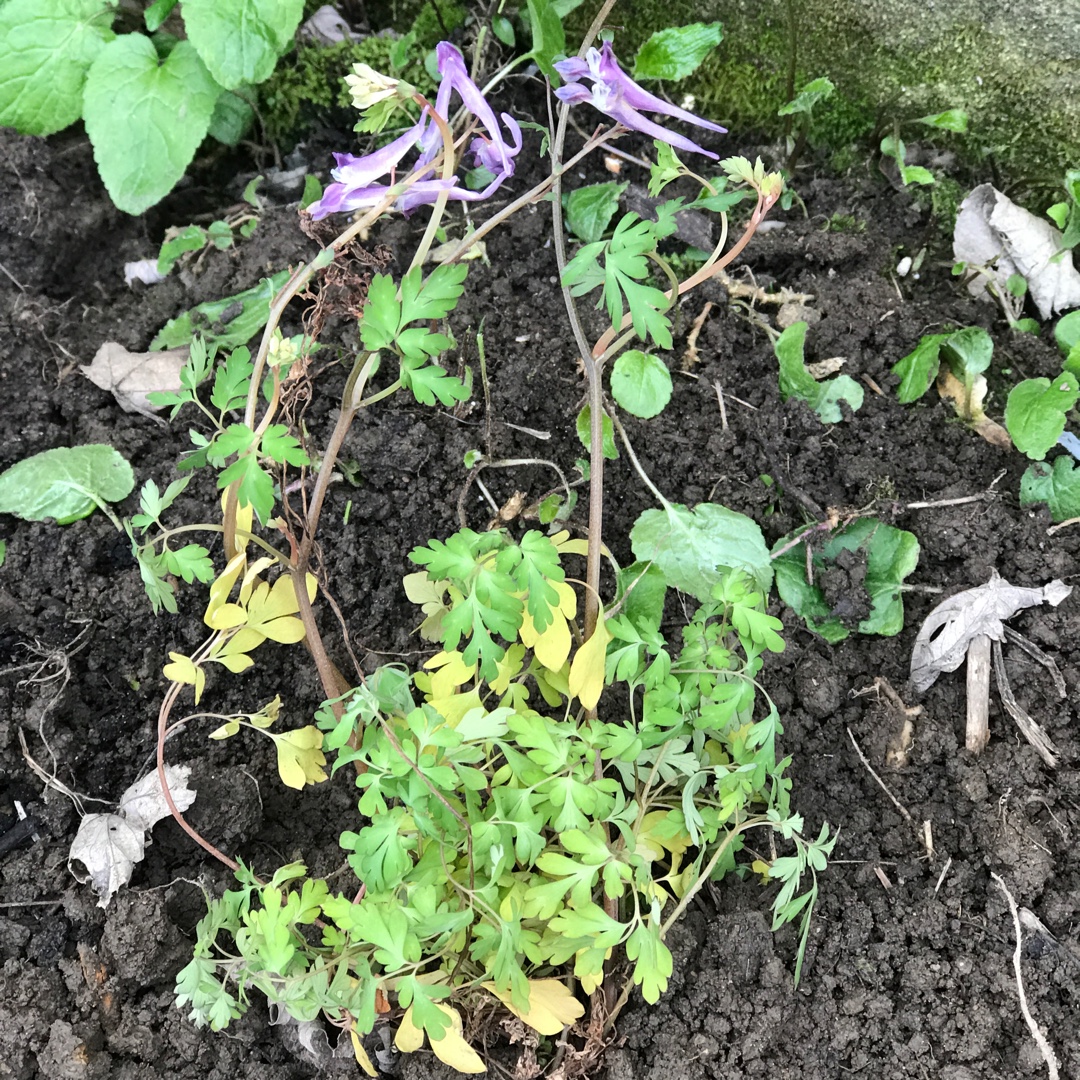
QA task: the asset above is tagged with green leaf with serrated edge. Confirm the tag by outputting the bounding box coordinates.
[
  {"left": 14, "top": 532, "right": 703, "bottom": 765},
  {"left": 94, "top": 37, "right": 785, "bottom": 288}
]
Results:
[
  {"left": 632, "top": 22, "right": 723, "bottom": 81},
  {"left": 83, "top": 37, "right": 219, "bottom": 215},
  {"left": 217, "top": 455, "right": 274, "bottom": 524},
  {"left": 525, "top": 0, "right": 564, "bottom": 79},
  {"left": 151, "top": 270, "right": 290, "bottom": 351},
  {"left": 777, "top": 76, "right": 834, "bottom": 116},
  {"left": 358, "top": 273, "right": 400, "bottom": 352},
  {"left": 610, "top": 349, "right": 672, "bottom": 419},
  {"left": 630, "top": 502, "right": 772, "bottom": 600},
  {"left": 0, "top": 0, "right": 115, "bottom": 136},
  {"left": 649, "top": 141, "right": 685, "bottom": 197},
  {"left": 502, "top": 530, "right": 563, "bottom": 633},
  {"left": 576, "top": 405, "right": 619, "bottom": 459},
  {"left": 892, "top": 333, "right": 948, "bottom": 403},
  {"left": 1020, "top": 458, "right": 1080, "bottom": 522},
  {"left": 564, "top": 182, "right": 627, "bottom": 243},
  {"left": 615, "top": 561, "right": 667, "bottom": 634},
  {"left": 181, "top": 0, "right": 302, "bottom": 89},
  {"left": 772, "top": 519, "right": 919, "bottom": 641},
  {"left": 158, "top": 224, "right": 207, "bottom": 275},
  {"left": 164, "top": 544, "right": 214, "bottom": 584},
  {"left": 1005, "top": 373, "right": 1080, "bottom": 460},
  {"left": 0, "top": 444, "right": 133, "bottom": 524},
  {"left": 401, "top": 357, "right": 470, "bottom": 406}
]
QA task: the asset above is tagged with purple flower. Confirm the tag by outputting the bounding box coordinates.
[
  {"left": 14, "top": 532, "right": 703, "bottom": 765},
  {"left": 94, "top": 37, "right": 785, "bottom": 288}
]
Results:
[
  {"left": 308, "top": 42, "right": 522, "bottom": 220},
  {"left": 554, "top": 42, "right": 726, "bottom": 159}
]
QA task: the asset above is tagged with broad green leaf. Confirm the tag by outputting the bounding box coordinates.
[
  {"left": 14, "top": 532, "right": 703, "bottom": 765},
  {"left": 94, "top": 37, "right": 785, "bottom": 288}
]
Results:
[
  {"left": 143, "top": 0, "right": 177, "bottom": 32},
  {"left": 632, "top": 22, "right": 723, "bottom": 81},
  {"left": 916, "top": 108, "right": 968, "bottom": 133},
  {"left": 772, "top": 519, "right": 919, "bottom": 642},
  {"left": 151, "top": 271, "right": 291, "bottom": 350},
  {"left": 1020, "top": 458, "right": 1080, "bottom": 522},
  {"left": 610, "top": 349, "right": 672, "bottom": 419},
  {"left": 0, "top": 444, "right": 133, "bottom": 523},
  {"left": 181, "top": 0, "right": 303, "bottom": 89},
  {"left": 208, "top": 87, "right": 255, "bottom": 145},
  {"left": 83, "top": 37, "right": 219, "bottom": 214},
  {"left": 1055, "top": 310, "right": 1080, "bottom": 356},
  {"left": 615, "top": 561, "right": 667, "bottom": 634},
  {"left": 1005, "top": 373, "right": 1080, "bottom": 460},
  {"left": 892, "top": 333, "right": 948, "bottom": 402},
  {"left": 525, "top": 0, "right": 564, "bottom": 79},
  {"left": 564, "top": 182, "right": 627, "bottom": 243},
  {"left": 630, "top": 502, "right": 772, "bottom": 600},
  {"left": 777, "top": 77, "right": 834, "bottom": 117},
  {"left": 491, "top": 15, "right": 514, "bottom": 46},
  {"left": 0, "top": 0, "right": 115, "bottom": 136},
  {"left": 775, "top": 322, "right": 863, "bottom": 422}
]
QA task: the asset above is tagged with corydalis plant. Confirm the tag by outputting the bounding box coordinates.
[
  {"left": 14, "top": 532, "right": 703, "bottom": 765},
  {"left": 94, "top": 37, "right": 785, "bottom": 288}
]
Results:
[
  {"left": 308, "top": 42, "right": 522, "bottom": 218},
  {"left": 555, "top": 40, "right": 727, "bottom": 159}
]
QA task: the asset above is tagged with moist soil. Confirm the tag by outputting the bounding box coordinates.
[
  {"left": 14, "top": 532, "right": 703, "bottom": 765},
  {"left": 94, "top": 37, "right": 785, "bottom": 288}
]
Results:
[{"left": 2, "top": 94, "right": 1080, "bottom": 1080}]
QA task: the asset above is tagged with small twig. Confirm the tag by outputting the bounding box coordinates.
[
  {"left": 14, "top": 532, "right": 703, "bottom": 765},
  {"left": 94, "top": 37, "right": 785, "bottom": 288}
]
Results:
[
  {"left": 681, "top": 300, "right": 714, "bottom": 369},
  {"left": 712, "top": 380, "right": 729, "bottom": 431},
  {"left": 934, "top": 856, "right": 953, "bottom": 894},
  {"left": 906, "top": 470, "right": 1007, "bottom": 510},
  {"left": 1002, "top": 626, "right": 1067, "bottom": 698},
  {"left": 847, "top": 727, "right": 913, "bottom": 823},
  {"left": 991, "top": 872, "right": 1061, "bottom": 1080},
  {"left": 0, "top": 260, "right": 26, "bottom": 291}
]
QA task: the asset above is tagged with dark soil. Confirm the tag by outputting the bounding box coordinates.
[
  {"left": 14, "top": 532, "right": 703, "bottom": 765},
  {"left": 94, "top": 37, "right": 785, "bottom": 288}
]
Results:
[{"left": 3, "top": 90, "right": 1080, "bottom": 1080}]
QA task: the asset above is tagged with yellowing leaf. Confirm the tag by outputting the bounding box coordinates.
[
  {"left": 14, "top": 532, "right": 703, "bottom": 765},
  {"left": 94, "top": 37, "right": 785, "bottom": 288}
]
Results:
[
  {"left": 482, "top": 979, "right": 585, "bottom": 1036},
  {"left": 403, "top": 571, "right": 450, "bottom": 641},
  {"left": 579, "top": 968, "right": 604, "bottom": 995},
  {"left": 429, "top": 1006, "right": 485, "bottom": 1074},
  {"left": 423, "top": 650, "right": 477, "bottom": 698},
  {"left": 394, "top": 1006, "right": 425, "bottom": 1053},
  {"left": 163, "top": 651, "right": 206, "bottom": 704},
  {"left": 568, "top": 613, "right": 611, "bottom": 710},
  {"left": 519, "top": 581, "right": 576, "bottom": 672},
  {"left": 238, "top": 556, "right": 276, "bottom": 605},
  {"left": 488, "top": 643, "right": 526, "bottom": 694},
  {"left": 243, "top": 575, "right": 309, "bottom": 644},
  {"left": 205, "top": 551, "right": 247, "bottom": 628},
  {"left": 637, "top": 811, "right": 692, "bottom": 862},
  {"left": 221, "top": 490, "right": 255, "bottom": 557},
  {"left": 273, "top": 726, "right": 327, "bottom": 789},
  {"left": 552, "top": 530, "right": 588, "bottom": 557},
  {"left": 249, "top": 695, "right": 281, "bottom": 729},
  {"left": 208, "top": 719, "right": 240, "bottom": 740},
  {"left": 349, "top": 1029, "right": 378, "bottom": 1077}
]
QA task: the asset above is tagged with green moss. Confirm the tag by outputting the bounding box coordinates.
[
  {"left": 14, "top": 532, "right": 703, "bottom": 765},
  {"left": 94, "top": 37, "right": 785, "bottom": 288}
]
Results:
[{"left": 260, "top": 38, "right": 434, "bottom": 146}]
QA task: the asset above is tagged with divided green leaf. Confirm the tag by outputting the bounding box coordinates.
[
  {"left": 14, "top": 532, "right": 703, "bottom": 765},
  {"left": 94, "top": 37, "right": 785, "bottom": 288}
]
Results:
[{"left": 0, "top": 444, "right": 134, "bottom": 524}]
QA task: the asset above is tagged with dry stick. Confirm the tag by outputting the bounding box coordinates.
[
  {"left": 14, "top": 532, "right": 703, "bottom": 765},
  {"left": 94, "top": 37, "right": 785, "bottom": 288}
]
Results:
[
  {"left": 1002, "top": 626, "right": 1067, "bottom": 698},
  {"left": 906, "top": 469, "right": 1007, "bottom": 510},
  {"left": 847, "top": 727, "right": 913, "bottom": 824},
  {"left": 966, "top": 634, "right": 992, "bottom": 754},
  {"left": 713, "top": 380, "right": 729, "bottom": 431},
  {"left": 991, "top": 872, "right": 1061, "bottom": 1080}
]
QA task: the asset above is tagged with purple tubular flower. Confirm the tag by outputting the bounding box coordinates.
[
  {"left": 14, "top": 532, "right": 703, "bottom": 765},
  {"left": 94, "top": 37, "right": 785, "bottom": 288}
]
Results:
[
  {"left": 554, "top": 41, "right": 726, "bottom": 159},
  {"left": 309, "top": 42, "right": 523, "bottom": 219}
]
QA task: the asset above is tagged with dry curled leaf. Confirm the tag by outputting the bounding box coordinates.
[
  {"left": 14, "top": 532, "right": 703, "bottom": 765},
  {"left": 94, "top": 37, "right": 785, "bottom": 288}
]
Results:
[
  {"left": 81, "top": 342, "right": 188, "bottom": 421},
  {"left": 910, "top": 571, "right": 1071, "bottom": 694},
  {"left": 68, "top": 765, "right": 196, "bottom": 907}
]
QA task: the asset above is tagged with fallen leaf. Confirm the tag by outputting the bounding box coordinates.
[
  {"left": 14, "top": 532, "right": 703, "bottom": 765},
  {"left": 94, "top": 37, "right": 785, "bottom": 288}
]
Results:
[
  {"left": 69, "top": 765, "right": 197, "bottom": 907},
  {"left": 935, "top": 369, "right": 1012, "bottom": 449},
  {"left": 81, "top": 342, "right": 188, "bottom": 420},
  {"left": 910, "top": 571, "right": 1071, "bottom": 693},
  {"left": 954, "top": 184, "right": 1080, "bottom": 319},
  {"left": 805, "top": 356, "right": 847, "bottom": 379}
]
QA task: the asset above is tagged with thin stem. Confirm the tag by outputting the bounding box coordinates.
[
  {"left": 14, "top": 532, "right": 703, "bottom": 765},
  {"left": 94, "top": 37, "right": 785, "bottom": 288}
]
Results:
[
  {"left": 609, "top": 409, "right": 668, "bottom": 507},
  {"left": 408, "top": 101, "right": 456, "bottom": 273}
]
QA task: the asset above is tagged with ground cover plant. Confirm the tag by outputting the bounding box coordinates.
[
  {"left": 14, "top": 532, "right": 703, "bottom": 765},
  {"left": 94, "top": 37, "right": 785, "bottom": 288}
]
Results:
[{"left": 3, "top": 2, "right": 1080, "bottom": 1079}]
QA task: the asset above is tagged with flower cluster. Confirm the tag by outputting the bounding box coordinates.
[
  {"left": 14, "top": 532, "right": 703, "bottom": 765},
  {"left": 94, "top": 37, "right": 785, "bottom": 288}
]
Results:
[
  {"left": 308, "top": 43, "right": 522, "bottom": 220},
  {"left": 555, "top": 41, "right": 725, "bottom": 159}
]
